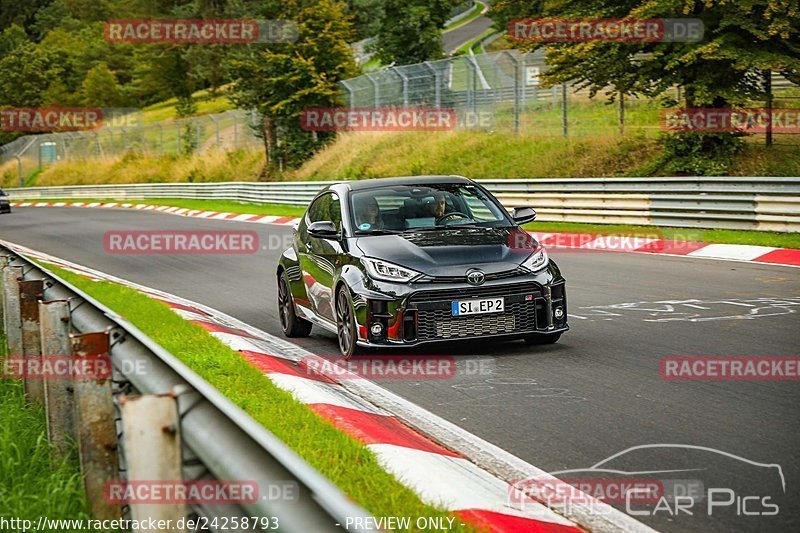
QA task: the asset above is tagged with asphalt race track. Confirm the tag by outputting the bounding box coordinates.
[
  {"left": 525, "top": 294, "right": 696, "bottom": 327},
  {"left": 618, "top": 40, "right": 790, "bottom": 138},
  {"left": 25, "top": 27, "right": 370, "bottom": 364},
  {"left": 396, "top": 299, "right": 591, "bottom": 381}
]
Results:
[{"left": 2, "top": 206, "right": 798, "bottom": 533}]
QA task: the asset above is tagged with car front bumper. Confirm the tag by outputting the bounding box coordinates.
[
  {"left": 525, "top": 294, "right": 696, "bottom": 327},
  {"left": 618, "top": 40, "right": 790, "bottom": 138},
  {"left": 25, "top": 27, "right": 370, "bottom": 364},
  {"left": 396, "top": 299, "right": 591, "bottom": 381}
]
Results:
[{"left": 349, "top": 265, "right": 568, "bottom": 348}]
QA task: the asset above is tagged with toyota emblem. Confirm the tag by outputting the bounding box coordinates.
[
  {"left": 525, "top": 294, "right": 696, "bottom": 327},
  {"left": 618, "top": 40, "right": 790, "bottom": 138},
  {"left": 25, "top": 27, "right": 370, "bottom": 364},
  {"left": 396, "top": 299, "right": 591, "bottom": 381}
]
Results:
[{"left": 466, "top": 269, "right": 485, "bottom": 285}]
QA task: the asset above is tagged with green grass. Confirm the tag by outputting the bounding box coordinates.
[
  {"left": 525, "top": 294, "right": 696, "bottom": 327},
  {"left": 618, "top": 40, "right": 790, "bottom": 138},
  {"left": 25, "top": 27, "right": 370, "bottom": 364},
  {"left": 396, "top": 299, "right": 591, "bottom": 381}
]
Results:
[
  {"left": 140, "top": 88, "right": 234, "bottom": 123},
  {"left": 43, "top": 267, "right": 480, "bottom": 532},
  {"left": 23, "top": 198, "right": 306, "bottom": 218},
  {"left": 0, "top": 333, "right": 97, "bottom": 528}
]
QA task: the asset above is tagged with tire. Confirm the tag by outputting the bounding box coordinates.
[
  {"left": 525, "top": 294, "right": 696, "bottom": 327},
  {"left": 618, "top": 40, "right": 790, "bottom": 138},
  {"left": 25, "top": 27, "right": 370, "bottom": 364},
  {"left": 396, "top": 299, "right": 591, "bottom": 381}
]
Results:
[
  {"left": 524, "top": 332, "right": 562, "bottom": 345},
  {"left": 277, "top": 273, "right": 312, "bottom": 338},
  {"left": 335, "top": 285, "right": 358, "bottom": 358}
]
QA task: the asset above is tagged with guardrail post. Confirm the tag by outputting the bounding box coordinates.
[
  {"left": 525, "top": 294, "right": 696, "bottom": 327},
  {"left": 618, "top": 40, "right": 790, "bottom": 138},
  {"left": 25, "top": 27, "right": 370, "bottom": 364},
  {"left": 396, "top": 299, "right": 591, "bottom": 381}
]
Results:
[
  {"left": 19, "top": 279, "right": 44, "bottom": 404},
  {"left": 120, "top": 394, "right": 186, "bottom": 530},
  {"left": 2, "top": 265, "right": 24, "bottom": 358},
  {"left": 561, "top": 82, "right": 568, "bottom": 138},
  {"left": 40, "top": 300, "right": 75, "bottom": 457},
  {"left": 71, "top": 331, "right": 120, "bottom": 521}
]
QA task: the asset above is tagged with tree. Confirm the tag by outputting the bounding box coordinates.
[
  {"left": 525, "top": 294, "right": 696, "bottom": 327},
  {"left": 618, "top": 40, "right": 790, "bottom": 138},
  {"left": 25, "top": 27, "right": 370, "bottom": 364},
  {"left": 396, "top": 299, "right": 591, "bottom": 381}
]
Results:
[
  {"left": 0, "top": 42, "right": 59, "bottom": 106},
  {"left": 494, "top": 0, "right": 800, "bottom": 173},
  {"left": 82, "top": 62, "right": 124, "bottom": 106},
  {"left": 227, "top": 0, "right": 358, "bottom": 173},
  {"left": 373, "top": 0, "right": 458, "bottom": 65}
]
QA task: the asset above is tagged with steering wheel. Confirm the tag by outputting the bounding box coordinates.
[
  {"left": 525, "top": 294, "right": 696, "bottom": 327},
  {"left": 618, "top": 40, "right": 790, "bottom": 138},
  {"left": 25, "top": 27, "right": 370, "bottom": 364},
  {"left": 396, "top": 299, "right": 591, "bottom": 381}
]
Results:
[{"left": 436, "top": 211, "right": 470, "bottom": 225}]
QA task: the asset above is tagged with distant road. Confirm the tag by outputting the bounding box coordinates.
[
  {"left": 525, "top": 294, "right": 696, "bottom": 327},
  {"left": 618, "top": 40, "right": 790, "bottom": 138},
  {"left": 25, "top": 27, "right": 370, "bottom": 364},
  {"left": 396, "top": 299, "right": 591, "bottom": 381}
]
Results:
[{"left": 444, "top": 1, "right": 495, "bottom": 54}]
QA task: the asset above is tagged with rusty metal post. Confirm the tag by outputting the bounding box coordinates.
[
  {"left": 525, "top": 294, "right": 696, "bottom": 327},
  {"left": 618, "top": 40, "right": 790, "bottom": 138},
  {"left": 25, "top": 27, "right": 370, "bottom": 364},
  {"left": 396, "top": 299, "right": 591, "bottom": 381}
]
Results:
[
  {"left": 121, "top": 394, "right": 187, "bottom": 531},
  {"left": 2, "top": 265, "right": 24, "bottom": 357},
  {"left": 19, "top": 279, "right": 44, "bottom": 404},
  {"left": 71, "top": 331, "right": 120, "bottom": 521},
  {"left": 40, "top": 300, "right": 75, "bottom": 456}
]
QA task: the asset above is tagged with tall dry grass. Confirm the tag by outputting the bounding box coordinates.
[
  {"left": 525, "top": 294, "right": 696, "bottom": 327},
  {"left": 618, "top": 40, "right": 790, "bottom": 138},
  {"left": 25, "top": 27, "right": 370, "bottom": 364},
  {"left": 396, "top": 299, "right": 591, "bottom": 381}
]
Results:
[{"left": 31, "top": 149, "right": 265, "bottom": 187}]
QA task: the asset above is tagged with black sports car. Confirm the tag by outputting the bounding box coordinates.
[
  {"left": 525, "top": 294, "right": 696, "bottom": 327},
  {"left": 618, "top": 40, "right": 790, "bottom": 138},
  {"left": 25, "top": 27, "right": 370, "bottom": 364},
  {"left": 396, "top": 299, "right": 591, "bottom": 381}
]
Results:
[
  {"left": 0, "top": 189, "right": 10, "bottom": 214},
  {"left": 277, "top": 176, "right": 568, "bottom": 357}
]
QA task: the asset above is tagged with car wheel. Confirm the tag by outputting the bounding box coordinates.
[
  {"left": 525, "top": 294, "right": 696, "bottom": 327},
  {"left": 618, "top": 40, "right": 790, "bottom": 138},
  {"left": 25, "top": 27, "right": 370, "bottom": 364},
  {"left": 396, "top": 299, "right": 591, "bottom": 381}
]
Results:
[
  {"left": 524, "top": 332, "right": 561, "bottom": 345},
  {"left": 278, "top": 273, "right": 312, "bottom": 338},
  {"left": 335, "top": 285, "right": 358, "bottom": 358}
]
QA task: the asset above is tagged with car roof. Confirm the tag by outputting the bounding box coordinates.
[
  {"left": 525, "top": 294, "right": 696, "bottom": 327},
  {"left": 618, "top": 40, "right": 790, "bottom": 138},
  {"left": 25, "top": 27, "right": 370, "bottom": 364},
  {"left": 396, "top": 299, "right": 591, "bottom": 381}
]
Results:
[{"left": 336, "top": 175, "right": 472, "bottom": 192}]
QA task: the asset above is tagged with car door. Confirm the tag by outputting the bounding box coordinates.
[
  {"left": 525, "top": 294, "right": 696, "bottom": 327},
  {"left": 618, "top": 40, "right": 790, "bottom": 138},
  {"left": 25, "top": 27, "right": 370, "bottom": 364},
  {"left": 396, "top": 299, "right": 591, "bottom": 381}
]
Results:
[{"left": 298, "top": 192, "right": 343, "bottom": 322}]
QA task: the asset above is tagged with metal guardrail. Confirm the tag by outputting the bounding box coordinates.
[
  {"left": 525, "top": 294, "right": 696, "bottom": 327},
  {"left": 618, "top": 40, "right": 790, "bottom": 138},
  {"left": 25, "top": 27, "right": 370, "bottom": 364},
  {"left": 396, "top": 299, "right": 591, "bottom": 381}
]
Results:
[
  {"left": 0, "top": 245, "right": 372, "bottom": 532},
  {"left": 7, "top": 177, "right": 800, "bottom": 232}
]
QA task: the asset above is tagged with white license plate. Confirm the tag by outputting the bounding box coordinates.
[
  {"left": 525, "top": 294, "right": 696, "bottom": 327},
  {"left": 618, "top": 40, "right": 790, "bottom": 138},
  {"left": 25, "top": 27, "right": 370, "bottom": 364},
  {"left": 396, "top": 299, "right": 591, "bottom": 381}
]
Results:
[{"left": 451, "top": 297, "right": 504, "bottom": 316}]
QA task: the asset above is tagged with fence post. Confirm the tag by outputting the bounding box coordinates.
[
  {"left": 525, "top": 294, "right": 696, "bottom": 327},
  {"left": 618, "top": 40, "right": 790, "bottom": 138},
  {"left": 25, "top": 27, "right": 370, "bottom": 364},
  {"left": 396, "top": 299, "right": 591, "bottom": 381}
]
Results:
[
  {"left": 423, "top": 61, "right": 441, "bottom": 108},
  {"left": 0, "top": 255, "right": 8, "bottom": 326},
  {"left": 120, "top": 394, "right": 186, "bottom": 529},
  {"left": 561, "top": 82, "right": 568, "bottom": 138},
  {"left": 2, "top": 265, "right": 24, "bottom": 358},
  {"left": 40, "top": 300, "right": 75, "bottom": 457},
  {"left": 366, "top": 73, "right": 380, "bottom": 107},
  {"left": 765, "top": 70, "right": 773, "bottom": 147},
  {"left": 19, "top": 279, "right": 44, "bottom": 404},
  {"left": 341, "top": 80, "right": 356, "bottom": 109},
  {"left": 501, "top": 51, "right": 520, "bottom": 134},
  {"left": 393, "top": 68, "right": 409, "bottom": 107},
  {"left": 71, "top": 331, "right": 120, "bottom": 521},
  {"left": 618, "top": 91, "right": 625, "bottom": 135},
  {"left": 15, "top": 155, "right": 23, "bottom": 187}
]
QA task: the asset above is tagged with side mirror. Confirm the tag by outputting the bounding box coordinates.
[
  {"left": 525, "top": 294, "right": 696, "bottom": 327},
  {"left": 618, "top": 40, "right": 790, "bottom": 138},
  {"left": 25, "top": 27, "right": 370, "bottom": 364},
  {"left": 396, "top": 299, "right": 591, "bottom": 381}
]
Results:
[
  {"left": 512, "top": 207, "right": 536, "bottom": 225},
  {"left": 307, "top": 220, "right": 339, "bottom": 239}
]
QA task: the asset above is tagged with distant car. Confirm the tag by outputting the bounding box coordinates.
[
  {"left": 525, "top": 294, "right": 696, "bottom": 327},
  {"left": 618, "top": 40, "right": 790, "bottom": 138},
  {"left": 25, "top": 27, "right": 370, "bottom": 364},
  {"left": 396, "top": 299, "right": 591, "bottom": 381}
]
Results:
[
  {"left": 0, "top": 189, "right": 10, "bottom": 214},
  {"left": 277, "top": 176, "right": 568, "bottom": 357}
]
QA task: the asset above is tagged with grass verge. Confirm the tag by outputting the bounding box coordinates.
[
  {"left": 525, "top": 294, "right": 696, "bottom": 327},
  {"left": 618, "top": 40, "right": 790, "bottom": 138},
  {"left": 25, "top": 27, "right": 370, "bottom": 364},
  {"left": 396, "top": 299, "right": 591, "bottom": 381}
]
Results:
[
  {"left": 16, "top": 197, "right": 799, "bottom": 249},
  {"left": 43, "top": 266, "right": 479, "bottom": 531},
  {"left": 0, "top": 333, "right": 96, "bottom": 527},
  {"left": 19, "top": 198, "right": 306, "bottom": 218}
]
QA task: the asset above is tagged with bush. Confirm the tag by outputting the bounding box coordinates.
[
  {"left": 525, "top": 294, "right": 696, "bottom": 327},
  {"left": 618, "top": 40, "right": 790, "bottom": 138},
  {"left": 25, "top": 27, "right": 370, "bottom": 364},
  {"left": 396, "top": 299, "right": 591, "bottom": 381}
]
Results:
[{"left": 658, "top": 132, "right": 745, "bottom": 176}]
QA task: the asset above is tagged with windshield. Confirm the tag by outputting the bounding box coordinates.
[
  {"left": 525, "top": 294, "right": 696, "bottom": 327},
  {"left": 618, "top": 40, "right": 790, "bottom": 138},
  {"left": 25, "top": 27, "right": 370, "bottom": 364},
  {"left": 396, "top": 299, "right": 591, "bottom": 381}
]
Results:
[{"left": 349, "top": 183, "right": 511, "bottom": 233}]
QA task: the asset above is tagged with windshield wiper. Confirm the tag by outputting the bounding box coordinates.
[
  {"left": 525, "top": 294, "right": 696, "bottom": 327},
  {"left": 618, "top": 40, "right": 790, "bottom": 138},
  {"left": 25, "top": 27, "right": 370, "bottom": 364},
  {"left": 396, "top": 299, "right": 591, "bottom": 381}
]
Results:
[{"left": 354, "top": 228, "right": 402, "bottom": 235}]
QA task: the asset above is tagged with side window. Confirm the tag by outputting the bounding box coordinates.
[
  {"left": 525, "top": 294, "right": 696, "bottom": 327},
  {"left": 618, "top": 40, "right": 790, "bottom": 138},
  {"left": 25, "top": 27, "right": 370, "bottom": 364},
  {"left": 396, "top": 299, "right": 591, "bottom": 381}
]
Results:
[
  {"left": 306, "top": 195, "right": 326, "bottom": 223},
  {"left": 307, "top": 193, "right": 342, "bottom": 228}
]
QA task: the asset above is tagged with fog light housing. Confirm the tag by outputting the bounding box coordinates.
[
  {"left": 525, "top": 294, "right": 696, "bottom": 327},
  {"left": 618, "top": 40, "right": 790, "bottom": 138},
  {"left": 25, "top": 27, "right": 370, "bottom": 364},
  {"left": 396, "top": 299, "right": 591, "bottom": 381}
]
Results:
[
  {"left": 554, "top": 307, "right": 564, "bottom": 320},
  {"left": 370, "top": 323, "right": 384, "bottom": 337}
]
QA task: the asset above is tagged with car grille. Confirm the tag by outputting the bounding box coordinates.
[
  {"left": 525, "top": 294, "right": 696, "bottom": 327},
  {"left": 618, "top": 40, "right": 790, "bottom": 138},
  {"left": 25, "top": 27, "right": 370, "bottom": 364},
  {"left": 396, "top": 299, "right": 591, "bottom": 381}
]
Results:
[
  {"left": 421, "top": 266, "right": 530, "bottom": 283},
  {"left": 408, "top": 282, "right": 550, "bottom": 341}
]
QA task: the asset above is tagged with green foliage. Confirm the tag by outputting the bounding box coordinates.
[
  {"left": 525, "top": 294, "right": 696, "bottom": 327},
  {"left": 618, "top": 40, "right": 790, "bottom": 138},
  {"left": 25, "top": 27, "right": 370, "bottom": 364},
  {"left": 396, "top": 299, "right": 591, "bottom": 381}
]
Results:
[
  {"left": 227, "top": 0, "right": 358, "bottom": 172},
  {"left": 492, "top": 0, "right": 799, "bottom": 167},
  {"left": 0, "top": 43, "right": 59, "bottom": 106},
  {"left": 373, "top": 0, "right": 458, "bottom": 65},
  {"left": 657, "top": 131, "right": 745, "bottom": 175},
  {"left": 346, "top": 0, "right": 386, "bottom": 40},
  {"left": 81, "top": 62, "right": 124, "bottom": 106}
]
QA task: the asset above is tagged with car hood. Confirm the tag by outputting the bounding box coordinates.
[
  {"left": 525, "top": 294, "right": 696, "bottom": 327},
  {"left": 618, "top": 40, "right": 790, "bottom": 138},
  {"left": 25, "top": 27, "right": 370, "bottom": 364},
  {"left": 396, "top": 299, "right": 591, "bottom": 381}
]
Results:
[{"left": 354, "top": 227, "right": 536, "bottom": 277}]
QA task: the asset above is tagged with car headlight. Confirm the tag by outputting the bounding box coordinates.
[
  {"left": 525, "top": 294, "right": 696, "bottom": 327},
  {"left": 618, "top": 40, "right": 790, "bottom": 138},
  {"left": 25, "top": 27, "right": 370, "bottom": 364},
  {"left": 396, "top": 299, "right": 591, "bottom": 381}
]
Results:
[
  {"left": 361, "top": 257, "right": 421, "bottom": 282},
  {"left": 521, "top": 246, "right": 549, "bottom": 272}
]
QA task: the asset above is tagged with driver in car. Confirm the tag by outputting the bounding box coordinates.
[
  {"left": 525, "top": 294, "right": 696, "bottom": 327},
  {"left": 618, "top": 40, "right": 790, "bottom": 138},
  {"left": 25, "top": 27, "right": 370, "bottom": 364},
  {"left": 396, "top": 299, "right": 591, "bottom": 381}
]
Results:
[{"left": 423, "top": 192, "right": 461, "bottom": 223}]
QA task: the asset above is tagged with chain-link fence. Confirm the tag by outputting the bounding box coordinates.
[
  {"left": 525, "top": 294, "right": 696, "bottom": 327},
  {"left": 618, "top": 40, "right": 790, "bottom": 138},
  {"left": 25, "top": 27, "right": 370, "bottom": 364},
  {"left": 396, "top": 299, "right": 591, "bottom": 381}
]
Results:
[
  {"left": 339, "top": 49, "right": 799, "bottom": 137},
  {"left": 2, "top": 50, "right": 797, "bottom": 186},
  {"left": 0, "top": 110, "right": 261, "bottom": 187}
]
